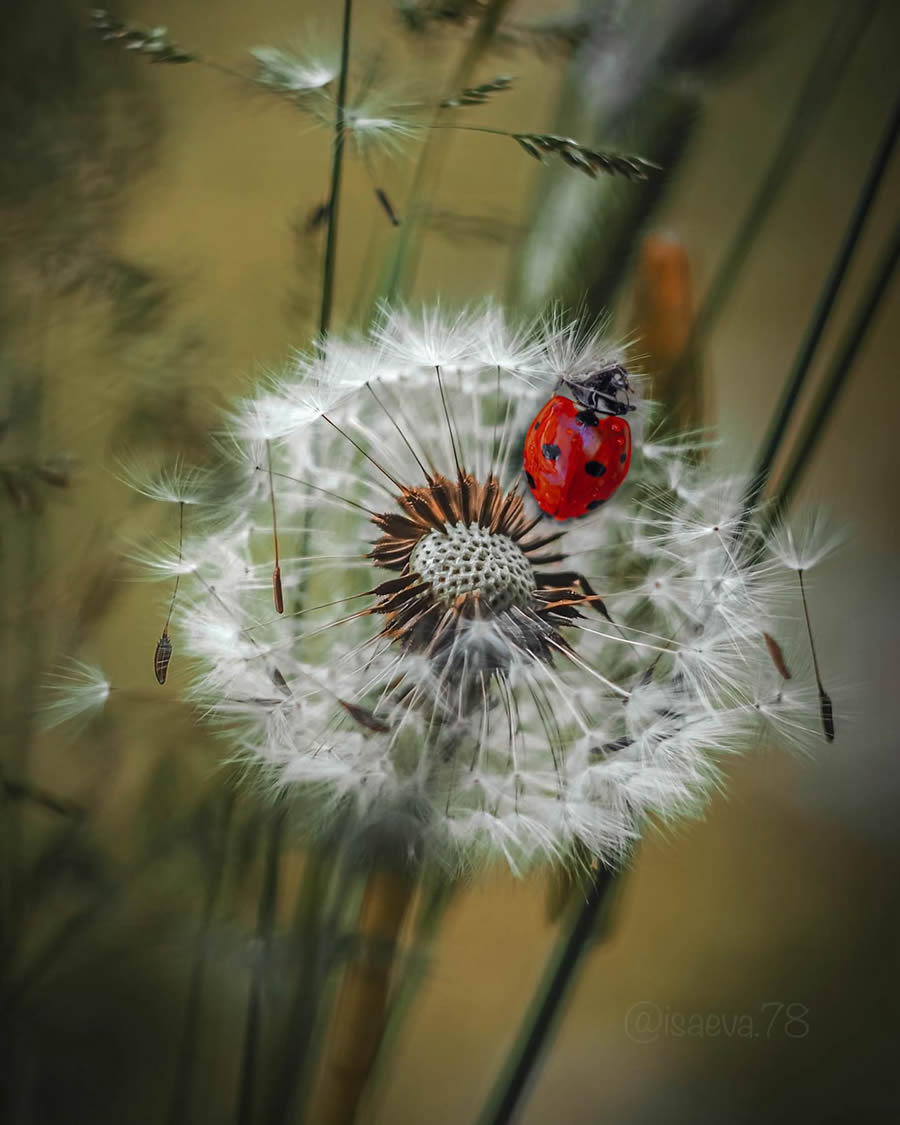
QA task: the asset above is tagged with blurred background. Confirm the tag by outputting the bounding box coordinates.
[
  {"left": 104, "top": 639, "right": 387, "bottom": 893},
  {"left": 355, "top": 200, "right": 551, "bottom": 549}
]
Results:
[{"left": 2, "top": 1, "right": 899, "bottom": 1122}]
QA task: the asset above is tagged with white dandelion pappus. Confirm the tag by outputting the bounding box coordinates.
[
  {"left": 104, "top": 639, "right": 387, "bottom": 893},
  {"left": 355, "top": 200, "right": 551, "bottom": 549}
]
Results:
[
  {"left": 130, "top": 306, "right": 832, "bottom": 874},
  {"left": 42, "top": 661, "right": 111, "bottom": 729},
  {"left": 767, "top": 508, "right": 843, "bottom": 572},
  {"left": 250, "top": 46, "right": 338, "bottom": 95},
  {"left": 116, "top": 458, "right": 213, "bottom": 506}
]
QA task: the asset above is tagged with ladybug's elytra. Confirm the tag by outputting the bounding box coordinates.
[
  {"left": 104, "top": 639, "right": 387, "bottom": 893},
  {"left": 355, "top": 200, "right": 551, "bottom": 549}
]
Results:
[{"left": 523, "top": 365, "right": 634, "bottom": 520}]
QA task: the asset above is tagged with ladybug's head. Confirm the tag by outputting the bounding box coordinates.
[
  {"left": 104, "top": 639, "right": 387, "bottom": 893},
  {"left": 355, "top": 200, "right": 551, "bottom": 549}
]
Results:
[{"left": 563, "top": 363, "right": 635, "bottom": 417}]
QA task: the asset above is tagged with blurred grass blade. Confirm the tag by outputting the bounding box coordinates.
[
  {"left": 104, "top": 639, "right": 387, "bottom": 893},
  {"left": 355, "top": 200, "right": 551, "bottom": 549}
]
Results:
[
  {"left": 264, "top": 850, "right": 333, "bottom": 1125},
  {"left": 167, "top": 788, "right": 236, "bottom": 1125},
  {"left": 478, "top": 862, "right": 619, "bottom": 1125},
  {"left": 771, "top": 216, "right": 900, "bottom": 519},
  {"left": 741, "top": 91, "right": 900, "bottom": 523},
  {"left": 236, "top": 803, "right": 287, "bottom": 1125},
  {"left": 692, "top": 0, "right": 877, "bottom": 342}
]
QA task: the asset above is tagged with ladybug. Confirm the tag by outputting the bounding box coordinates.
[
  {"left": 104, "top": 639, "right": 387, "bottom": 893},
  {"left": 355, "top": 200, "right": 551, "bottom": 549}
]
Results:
[{"left": 523, "top": 364, "right": 635, "bottom": 520}]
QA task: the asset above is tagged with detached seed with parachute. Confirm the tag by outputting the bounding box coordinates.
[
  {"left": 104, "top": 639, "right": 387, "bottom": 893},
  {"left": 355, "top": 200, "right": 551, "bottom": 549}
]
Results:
[
  {"left": 154, "top": 500, "right": 184, "bottom": 685},
  {"left": 797, "top": 569, "right": 835, "bottom": 742}
]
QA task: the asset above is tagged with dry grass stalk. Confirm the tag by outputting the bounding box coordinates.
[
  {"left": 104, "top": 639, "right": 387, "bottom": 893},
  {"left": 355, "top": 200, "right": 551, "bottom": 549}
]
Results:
[
  {"left": 513, "top": 133, "right": 657, "bottom": 181},
  {"left": 89, "top": 9, "right": 193, "bottom": 64},
  {"left": 440, "top": 74, "right": 513, "bottom": 108}
]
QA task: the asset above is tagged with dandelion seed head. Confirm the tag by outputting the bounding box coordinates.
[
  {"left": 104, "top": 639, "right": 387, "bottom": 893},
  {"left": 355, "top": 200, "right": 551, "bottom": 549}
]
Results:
[
  {"left": 411, "top": 522, "right": 537, "bottom": 612},
  {"left": 123, "top": 307, "right": 830, "bottom": 875}
]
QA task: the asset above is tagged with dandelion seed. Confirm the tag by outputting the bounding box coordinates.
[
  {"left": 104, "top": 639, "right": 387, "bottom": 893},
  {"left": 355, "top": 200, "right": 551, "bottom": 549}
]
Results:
[
  {"left": 154, "top": 630, "right": 174, "bottom": 685},
  {"left": 42, "top": 660, "right": 111, "bottom": 728},
  {"left": 797, "top": 568, "right": 835, "bottom": 742},
  {"left": 767, "top": 509, "right": 842, "bottom": 572},
  {"left": 250, "top": 45, "right": 337, "bottom": 94},
  {"left": 116, "top": 459, "right": 212, "bottom": 506}
]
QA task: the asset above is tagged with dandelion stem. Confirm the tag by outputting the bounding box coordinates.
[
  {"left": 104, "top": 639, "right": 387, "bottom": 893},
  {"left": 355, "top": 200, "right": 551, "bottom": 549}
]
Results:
[
  {"left": 740, "top": 90, "right": 900, "bottom": 524},
  {"left": 770, "top": 216, "right": 900, "bottom": 519},
  {"left": 362, "top": 878, "right": 456, "bottom": 1116},
  {"left": 236, "top": 802, "right": 287, "bottom": 1125},
  {"left": 478, "top": 862, "right": 617, "bottom": 1125},
  {"left": 167, "top": 788, "right": 236, "bottom": 1125},
  {"left": 319, "top": 0, "right": 354, "bottom": 342},
  {"left": 310, "top": 865, "right": 416, "bottom": 1125}
]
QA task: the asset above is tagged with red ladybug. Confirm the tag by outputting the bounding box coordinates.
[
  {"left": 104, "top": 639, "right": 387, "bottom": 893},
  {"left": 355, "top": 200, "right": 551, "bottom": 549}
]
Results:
[{"left": 523, "top": 365, "right": 634, "bottom": 520}]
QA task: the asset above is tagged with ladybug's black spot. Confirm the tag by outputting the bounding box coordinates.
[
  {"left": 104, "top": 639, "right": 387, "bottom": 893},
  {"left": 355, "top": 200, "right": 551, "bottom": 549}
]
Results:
[
  {"left": 620, "top": 452, "right": 627, "bottom": 464},
  {"left": 542, "top": 443, "right": 561, "bottom": 462},
  {"left": 525, "top": 471, "right": 537, "bottom": 490},
  {"left": 575, "top": 409, "right": 599, "bottom": 427},
  {"left": 533, "top": 421, "right": 540, "bottom": 431},
  {"left": 587, "top": 499, "right": 605, "bottom": 510},
  {"left": 585, "top": 460, "right": 606, "bottom": 477}
]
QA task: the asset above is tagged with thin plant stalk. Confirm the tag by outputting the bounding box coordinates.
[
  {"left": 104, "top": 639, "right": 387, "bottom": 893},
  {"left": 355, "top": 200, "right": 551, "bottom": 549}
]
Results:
[
  {"left": 741, "top": 91, "right": 900, "bottom": 522},
  {"left": 236, "top": 802, "right": 287, "bottom": 1125},
  {"left": 167, "top": 787, "right": 236, "bottom": 1125},
  {"left": 769, "top": 215, "right": 900, "bottom": 521},
  {"left": 263, "top": 3, "right": 358, "bottom": 1098},
  {"left": 378, "top": 0, "right": 514, "bottom": 305},
  {"left": 310, "top": 865, "right": 416, "bottom": 1125},
  {"left": 478, "top": 863, "right": 617, "bottom": 1125},
  {"left": 247, "top": 3, "right": 353, "bottom": 1114},
  {"left": 319, "top": 0, "right": 354, "bottom": 342}
]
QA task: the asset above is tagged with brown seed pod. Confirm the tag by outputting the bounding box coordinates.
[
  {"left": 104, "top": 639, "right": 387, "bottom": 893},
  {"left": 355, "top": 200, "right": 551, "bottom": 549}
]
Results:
[
  {"left": 273, "top": 565, "right": 285, "bottom": 614},
  {"left": 340, "top": 700, "right": 391, "bottom": 734},
  {"left": 763, "top": 632, "right": 792, "bottom": 679}
]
